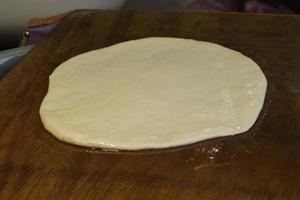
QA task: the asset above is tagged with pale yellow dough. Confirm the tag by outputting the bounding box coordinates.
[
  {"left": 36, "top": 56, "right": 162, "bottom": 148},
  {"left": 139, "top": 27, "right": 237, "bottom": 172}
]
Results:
[{"left": 40, "top": 37, "right": 267, "bottom": 150}]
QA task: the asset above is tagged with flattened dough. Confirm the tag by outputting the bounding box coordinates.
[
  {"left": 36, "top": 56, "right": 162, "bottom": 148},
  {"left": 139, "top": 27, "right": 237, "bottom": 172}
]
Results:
[{"left": 40, "top": 37, "right": 267, "bottom": 150}]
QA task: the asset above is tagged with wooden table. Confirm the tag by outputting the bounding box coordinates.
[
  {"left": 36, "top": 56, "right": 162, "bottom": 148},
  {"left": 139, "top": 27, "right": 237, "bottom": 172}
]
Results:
[{"left": 1, "top": 10, "right": 300, "bottom": 199}]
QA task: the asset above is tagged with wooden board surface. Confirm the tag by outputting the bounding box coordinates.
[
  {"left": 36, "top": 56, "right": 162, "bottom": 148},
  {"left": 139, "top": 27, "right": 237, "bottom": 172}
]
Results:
[{"left": 1, "top": 10, "right": 300, "bottom": 199}]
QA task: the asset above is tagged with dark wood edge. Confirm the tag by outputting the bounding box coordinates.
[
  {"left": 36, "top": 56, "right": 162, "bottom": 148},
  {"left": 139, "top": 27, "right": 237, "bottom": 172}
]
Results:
[{"left": 66, "top": 9, "right": 300, "bottom": 19}]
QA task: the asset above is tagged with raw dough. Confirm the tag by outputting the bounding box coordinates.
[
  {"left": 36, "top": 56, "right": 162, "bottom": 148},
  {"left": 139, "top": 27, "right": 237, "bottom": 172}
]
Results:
[{"left": 40, "top": 37, "right": 267, "bottom": 150}]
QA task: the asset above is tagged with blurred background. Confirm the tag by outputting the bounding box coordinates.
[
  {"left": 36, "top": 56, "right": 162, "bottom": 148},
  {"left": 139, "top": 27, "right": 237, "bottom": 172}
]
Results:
[
  {"left": 0, "top": 0, "right": 299, "bottom": 78},
  {"left": 0, "top": 0, "right": 299, "bottom": 50}
]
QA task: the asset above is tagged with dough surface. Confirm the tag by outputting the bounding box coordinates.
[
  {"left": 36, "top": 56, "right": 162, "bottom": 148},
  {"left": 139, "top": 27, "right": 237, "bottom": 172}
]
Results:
[{"left": 40, "top": 37, "right": 267, "bottom": 150}]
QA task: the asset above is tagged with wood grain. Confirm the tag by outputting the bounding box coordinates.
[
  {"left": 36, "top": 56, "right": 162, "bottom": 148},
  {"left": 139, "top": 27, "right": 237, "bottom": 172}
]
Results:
[{"left": 1, "top": 10, "right": 300, "bottom": 199}]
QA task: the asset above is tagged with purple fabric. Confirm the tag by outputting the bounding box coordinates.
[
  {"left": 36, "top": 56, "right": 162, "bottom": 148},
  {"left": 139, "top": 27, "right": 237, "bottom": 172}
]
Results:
[
  {"left": 187, "top": 0, "right": 233, "bottom": 11},
  {"left": 245, "top": 0, "right": 294, "bottom": 14},
  {"left": 24, "top": 22, "right": 60, "bottom": 45},
  {"left": 186, "top": 0, "right": 295, "bottom": 13}
]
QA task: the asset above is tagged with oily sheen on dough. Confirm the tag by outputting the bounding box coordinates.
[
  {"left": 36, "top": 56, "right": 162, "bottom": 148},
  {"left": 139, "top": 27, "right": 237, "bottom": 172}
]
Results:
[{"left": 40, "top": 37, "right": 267, "bottom": 150}]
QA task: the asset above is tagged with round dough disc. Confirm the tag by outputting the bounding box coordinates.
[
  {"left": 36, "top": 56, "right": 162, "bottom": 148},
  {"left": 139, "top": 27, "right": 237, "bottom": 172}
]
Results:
[{"left": 40, "top": 37, "right": 267, "bottom": 150}]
